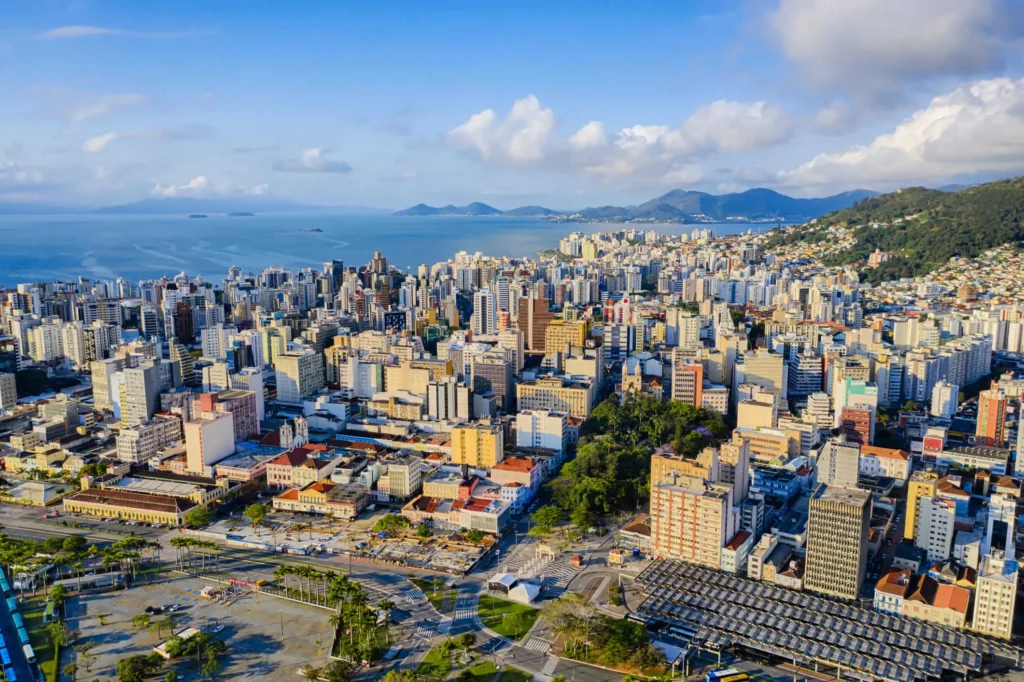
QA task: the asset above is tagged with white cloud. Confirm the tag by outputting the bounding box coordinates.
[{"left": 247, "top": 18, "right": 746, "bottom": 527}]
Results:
[
  {"left": 272, "top": 148, "right": 352, "bottom": 174},
  {"left": 779, "top": 78, "right": 1024, "bottom": 191},
  {"left": 31, "top": 87, "right": 149, "bottom": 124},
  {"left": 0, "top": 160, "right": 45, "bottom": 187},
  {"left": 151, "top": 175, "right": 209, "bottom": 197},
  {"left": 813, "top": 101, "right": 858, "bottom": 136},
  {"left": 82, "top": 132, "right": 118, "bottom": 153},
  {"left": 771, "top": 0, "right": 1014, "bottom": 102},
  {"left": 447, "top": 95, "right": 792, "bottom": 184},
  {"left": 80, "top": 125, "right": 212, "bottom": 154},
  {"left": 36, "top": 26, "right": 204, "bottom": 40}
]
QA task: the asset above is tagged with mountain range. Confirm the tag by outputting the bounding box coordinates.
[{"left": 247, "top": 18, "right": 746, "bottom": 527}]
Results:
[{"left": 393, "top": 188, "right": 877, "bottom": 222}]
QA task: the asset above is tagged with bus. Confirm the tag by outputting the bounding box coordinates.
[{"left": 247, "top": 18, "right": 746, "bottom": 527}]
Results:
[
  {"left": 16, "top": 627, "right": 28, "bottom": 647},
  {"left": 11, "top": 613, "right": 23, "bottom": 630},
  {"left": 5, "top": 665, "right": 16, "bottom": 682},
  {"left": 6, "top": 597, "right": 17, "bottom": 613},
  {"left": 0, "top": 646, "right": 10, "bottom": 666},
  {"left": 706, "top": 669, "right": 748, "bottom": 682},
  {"left": 0, "top": 577, "right": 11, "bottom": 597},
  {"left": 22, "top": 644, "right": 34, "bottom": 665}
]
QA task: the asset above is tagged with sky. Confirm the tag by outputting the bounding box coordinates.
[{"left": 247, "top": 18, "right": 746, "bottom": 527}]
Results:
[{"left": 2, "top": 0, "right": 1024, "bottom": 210}]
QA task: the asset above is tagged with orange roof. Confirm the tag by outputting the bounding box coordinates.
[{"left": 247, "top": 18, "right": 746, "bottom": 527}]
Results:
[
  {"left": 933, "top": 584, "right": 970, "bottom": 614},
  {"left": 875, "top": 569, "right": 909, "bottom": 597},
  {"left": 860, "top": 445, "right": 909, "bottom": 461},
  {"left": 725, "top": 531, "right": 751, "bottom": 551},
  {"left": 275, "top": 488, "right": 300, "bottom": 501},
  {"left": 493, "top": 457, "right": 536, "bottom": 473}
]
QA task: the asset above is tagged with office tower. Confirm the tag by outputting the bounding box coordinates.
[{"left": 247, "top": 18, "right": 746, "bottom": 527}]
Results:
[
  {"left": 202, "top": 361, "right": 231, "bottom": 393},
  {"left": 914, "top": 496, "right": 956, "bottom": 562},
  {"left": 470, "top": 354, "right": 514, "bottom": 412},
  {"left": 930, "top": 380, "right": 958, "bottom": 418},
  {"left": 472, "top": 288, "right": 498, "bottom": 336},
  {"left": 274, "top": 349, "right": 326, "bottom": 404},
  {"left": 839, "top": 406, "right": 874, "bottom": 445},
  {"left": 184, "top": 411, "right": 235, "bottom": 475},
  {"left": 516, "top": 376, "right": 593, "bottom": 418},
  {"left": 718, "top": 438, "right": 751, "bottom": 502},
  {"left": 325, "top": 259, "right": 345, "bottom": 293},
  {"left": 977, "top": 386, "right": 1007, "bottom": 447},
  {"left": 230, "top": 367, "right": 265, "bottom": 421},
  {"left": 496, "top": 328, "right": 525, "bottom": 373},
  {"left": 0, "top": 336, "right": 19, "bottom": 374},
  {"left": 60, "top": 321, "right": 86, "bottom": 367},
  {"left": 140, "top": 304, "right": 160, "bottom": 340},
  {"left": 201, "top": 323, "right": 238, "bottom": 359},
  {"left": 667, "top": 308, "right": 701, "bottom": 348},
  {"left": 116, "top": 417, "right": 182, "bottom": 463},
  {"left": 173, "top": 302, "right": 195, "bottom": 342},
  {"left": 816, "top": 437, "right": 861, "bottom": 488},
  {"left": 972, "top": 553, "right": 1019, "bottom": 640},
  {"left": 369, "top": 251, "right": 388, "bottom": 274},
  {"left": 804, "top": 485, "right": 871, "bottom": 601},
  {"left": 804, "top": 392, "right": 831, "bottom": 426},
  {"left": 427, "top": 376, "right": 471, "bottom": 422},
  {"left": 0, "top": 372, "right": 16, "bottom": 410},
  {"left": 169, "top": 338, "right": 196, "bottom": 387},
  {"left": 121, "top": 360, "right": 169, "bottom": 426},
  {"left": 517, "top": 296, "right": 554, "bottom": 353},
  {"left": 737, "top": 349, "right": 788, "bottom": 400},
  {"left": 450, "top": 421, "right": 505, "bottom": 468},
  {"left": 29, "top": 319, "right": 63, "bottom": 362},
  {"left": 515, "top": 410, "right": 568, "bottom": 452},
  {"left": 671, "top": 350, "right": 704, "bottom": 407},
  {"left": 90, "top": 357, "right": 125, "bottom": 412},
  {"left": 649, "top": 476, "right": 735, "bottom": 569},
  {"left": 788, "top": 351, "right": 823, "bottom": 398},
  {"left": 84, "top": 320, "right": 121, "bottom": 362},
  {"left": 544, "top": 320, "right": 590, "bottom": 352}
]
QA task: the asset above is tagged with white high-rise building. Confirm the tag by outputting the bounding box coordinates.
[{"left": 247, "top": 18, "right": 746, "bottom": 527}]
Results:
[
  {"left": 472, "top": 288, "right": 498, "bottom": 336},
  {"left": 60, "top": 321, "right": 87, "bottom": 368},
  {"left": 230, "top": 367, "right": 266, "bottom": 420},
  {"left": 274, "top": 349, "right": 325, "bottom": 404},
  {"left": 29, "top": 319, "right": 63, "bottom": 363},
  {"left": 930, "top": 380, "right": 959, "bottom": 418},
  {"left": 973, "top": 553, "right": 1019, "bottom": 640},
  {"left": 201, "top": 323, "right": 238, "bottom": 360},
  {"left": 426, "top": 376, "right": 471, "bottom": 422},
  {"left": 515, "top": 410, "right": 568, "bottom": 453},
  {"left": 914, "top": 496, "right": 956, "bottom": 562}
]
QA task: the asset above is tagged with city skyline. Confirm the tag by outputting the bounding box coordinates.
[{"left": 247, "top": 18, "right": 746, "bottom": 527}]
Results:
[{"left": 3, "top": 0, "right": 1024, "bottom": 209}]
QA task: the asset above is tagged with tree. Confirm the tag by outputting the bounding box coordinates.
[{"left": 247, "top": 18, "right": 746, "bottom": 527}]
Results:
[
  {"left": 457, "top": 632, "right": 476, "bottom": 650},
  {"left": 201, "top": 648, "right": 222, "bottom": 679},
  {"left": 382, "top": 672, "right": 418, "bottom": 682},
  {"left": 62, "top": 662, "right": 78, "bottom": 679},
  {"left": 532, "top": 505, "right": 563, "bottom": 530},
  {"left": 131, "top": 613, "right": 151, "bottom": 629},
  {"left": 165, "top": 671, "right": 178, "bottom": 682},
  {"left": 43, "top": 536, "right": 65, "bottom": 554},
  {"left": 903, "top": 400, "right": 920, "bottom": 412},
  {"left": 243, "top": 503, "right": 268, "bottom": 535},
  {"left": 185, "top": 507, "right": 214, "bottom": 528},
  {"left": 62, "top": 535, "right": 88, "bottom": 554},
  {"left": 569, "top": 507, "right": 596, "bottom": 532},
  {"left": 466, "top": 529, "right": 485, "bottom": 544},
  {"left": 116, "top": 654, "right": 161, "bottom": 682},
  {"left": 372, "top": 514, "right": 411, "bottom": 537},
  {"left": 47, "top": 621, "right": 70, "bottom": 648},
  {"left": 504, "top": 612, "right": 529, "bottom": 639},
  {"left": 416, "top": 523, "right": 432, "bottom": 538},
  {"left": 49, "top": 584, "right": 69, "bottom": 609}
]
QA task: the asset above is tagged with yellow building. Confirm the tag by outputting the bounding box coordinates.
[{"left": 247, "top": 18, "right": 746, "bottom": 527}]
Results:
[
  {"left": 544, "top": 320, "right": 591, "bottom": 352},
  {"left": 731, "top": 426, "right": 795, "bottom": 462},
  {"left": 905, "top": 471, "right": 939, "bottom": 541},
  {"left": 650, "top": 446, "right": 717, "bottom": 487},
  {"left": 649, "top": 480, "right": 733, "bottom": 569},
  {"left": 516, "top": 376, "right": 593, "bottom": 419},
  {"left": 450, "top": 421, "right": 505, "bottom": 468},
  {"left": 63, "top": 488, "right": 194, "bottom": 526}
]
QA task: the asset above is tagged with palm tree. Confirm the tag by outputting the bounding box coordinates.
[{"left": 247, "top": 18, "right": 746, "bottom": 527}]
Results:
[{"left": 377, "top": 599, "right": 395, "bottom": 644}]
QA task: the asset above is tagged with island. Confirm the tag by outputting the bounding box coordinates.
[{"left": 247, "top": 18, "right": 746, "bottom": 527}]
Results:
[
  {"left": 305, "top": 228, "right": 324, "bottom": 233},
  {"left": 227, "top": 212, "right": 255, "bottom": 217},
  {"left": 188, "top": 214, "right": 208, "bottom": 219}
]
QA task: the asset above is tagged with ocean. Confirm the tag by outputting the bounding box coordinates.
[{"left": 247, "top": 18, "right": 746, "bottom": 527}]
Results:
[{"left": 0, "top": 213, "right": 769, "bottom": 285}]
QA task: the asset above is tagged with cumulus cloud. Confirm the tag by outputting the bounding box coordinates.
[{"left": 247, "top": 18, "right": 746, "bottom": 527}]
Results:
[
  {"left": 447, "top": 94, "right": 792, "bottom": 184},
  {"left": 152, "top": 175, "right": 209, "bottom": 197},
  {"left": 150, "top": 175, "right": 269, "bottom": 198},
  {"left": 272, "top": 148, "right": 352, "bottom": 174},
  {"left": 813, "top": 101, "right": 858, "bottom": 136},
  {"left": 771, "top": 0, "right": 1017, "bottom": 102},
  {"left": 779, "top": 78, "right": 1024, "bottom": 191},
  {"left": 36, "top": 26, "right": 205, "bottom": 40}
]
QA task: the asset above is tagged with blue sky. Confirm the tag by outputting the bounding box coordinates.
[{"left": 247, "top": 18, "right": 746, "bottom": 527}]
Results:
[{"left": 2, "top": 0, "right": 1024, "bottom": 209}]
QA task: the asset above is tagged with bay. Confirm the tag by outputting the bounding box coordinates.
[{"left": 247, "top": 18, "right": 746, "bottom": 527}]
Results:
[{"left": 0, "top": 213, "right": 771, "bottom": 284}]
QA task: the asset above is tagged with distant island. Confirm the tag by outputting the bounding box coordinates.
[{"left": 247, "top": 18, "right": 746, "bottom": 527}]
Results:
[
  {"left": 394, "top": 188, "right": 877, "bottom": 224},
  {"left": 228, "top": 211, "right": 255, "bottom": 217},
  {"left": 188, "top": 214, "right": 208, "bottom": 219},
  {"left": 305, "top": 228, "right": 324, "bottom": 233}
]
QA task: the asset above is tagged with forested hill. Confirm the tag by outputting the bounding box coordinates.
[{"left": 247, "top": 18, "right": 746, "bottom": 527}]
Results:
[{"left": 766, "top": 176, "right": 1024, "bottom": 284}]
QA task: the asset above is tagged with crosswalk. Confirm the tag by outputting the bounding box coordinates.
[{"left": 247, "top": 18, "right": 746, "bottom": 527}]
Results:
[
  {"left": 436, "top": 618, "right": 452, "bottom": 635},
  {"left": 542, "top": 655, "right": 560, "bottom": 675},
  {"left": 454, "top": 608, "right": 475, "bottom": 621},
  {"left": 413, "top": 625, "right": 434, "bottom": 642},
  {"left": 405, "top": 587, "right": 426, "bottom": 601},
  {"left": 523, "top": 637, "right": 551, "bottom": 653}
]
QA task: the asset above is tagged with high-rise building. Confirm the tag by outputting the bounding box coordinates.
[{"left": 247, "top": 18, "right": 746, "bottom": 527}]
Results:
[
  {"left": 904, "top": 471, "right": 939, "bottom": 541},
  {"left": 671, "top": 350, "right": 704, "bottom": 407},
  {"left": 90, "top": 357, "right": 125, "bottom": 412},
  {"left": 972, "top": 552, "right": 1019, "bottom": 640},
  {"left": 930, "top": 380, "right": 958, "bottom": 418},
  {"left": 839, "top": 406, "right": 874, "bottom": 445},
  {"left": 517, "top": 297, "right": 554, "bottom": 353},
  {"left": 515, "top": 410, "right": 568, "bottom": 453},
  {"left": 737, "top": 349, "right": 788, "bottom": 401},
  {"left": 816, "top": 438, "right": 861, "bottom": 488},
  {"left": 977, "top": 386, "right": 1007, "bottom": 447},
  {"left": 274, "top": 349, "right": 325, "bottom": 404},
  {"left": 184, "top": 411, "right": 235, "bottom": 475},
  {"left": 427, "top": 376, "right": 471, "bottom": 422},
  {"left": 914, "top": 496, "right": 956, "bottom": 563},
  {"left": 470, "top": 354, "right": 514, "bottom": 412},
  {"left": 649, "top": 474, "right": 735, "bottom": 569},
  {"left": 472, "top": 288, "right": 498, "bottom": 336},
  {"left": 516, "top": 376, "right": 593, "bottom": 419},
  {"left": 804, "top": 484, "right": 871, "bottom": 601},
  {"left": 169, "top": 338, "right": 196, "bottom": 387},
  {"left": 173, "top": 302, "right": 195, "bottom": 342},
  {"left": 450, "top": 421, "right": 505, "bottom": 468},
  {"left": 121, "top": 360, "right": 174, "bottom": 426},
  {"left": 0, "top": 372, "right": 16, "bottom": 410}
]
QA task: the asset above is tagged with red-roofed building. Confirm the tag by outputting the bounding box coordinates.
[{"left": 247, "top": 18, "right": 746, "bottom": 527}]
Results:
[{"left": 265, "top": 444, "right": 336, "bottom": 489}]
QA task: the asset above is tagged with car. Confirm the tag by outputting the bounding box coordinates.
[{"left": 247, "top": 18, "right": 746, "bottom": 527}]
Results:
[
  {"left": 161, "top": 603, "right": 170, "bottom": 610},
  {"left": 212, "top": 625, "right": 225, "bottom": 633},
  {"left": 145, "top": 606, "right": 154, "bottom": 613}
]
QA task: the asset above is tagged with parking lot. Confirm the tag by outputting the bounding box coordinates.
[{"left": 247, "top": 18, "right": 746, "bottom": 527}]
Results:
[{"left": 66, "top": 574, "right": 334, "bottom": 680}]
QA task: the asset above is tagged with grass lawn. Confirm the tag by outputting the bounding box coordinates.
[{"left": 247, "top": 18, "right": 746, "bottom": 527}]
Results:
[
  {"left": 415, "top": 645, "right": 453, "bottom": 680},
  {"left": 409, "top": 577, "right": 455, "bottom": 614},
  {"left": 462, "top": 661, "right": 499, "bottom": 682},
  {"left": 498, "top": 667, "right": 533, "bottom": 682},
  {"left": 22, "top": 598, "right": 58, "bottom": 682},
  {"left": 476, "top": 594, "right": 540, "bottom": 641}
]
